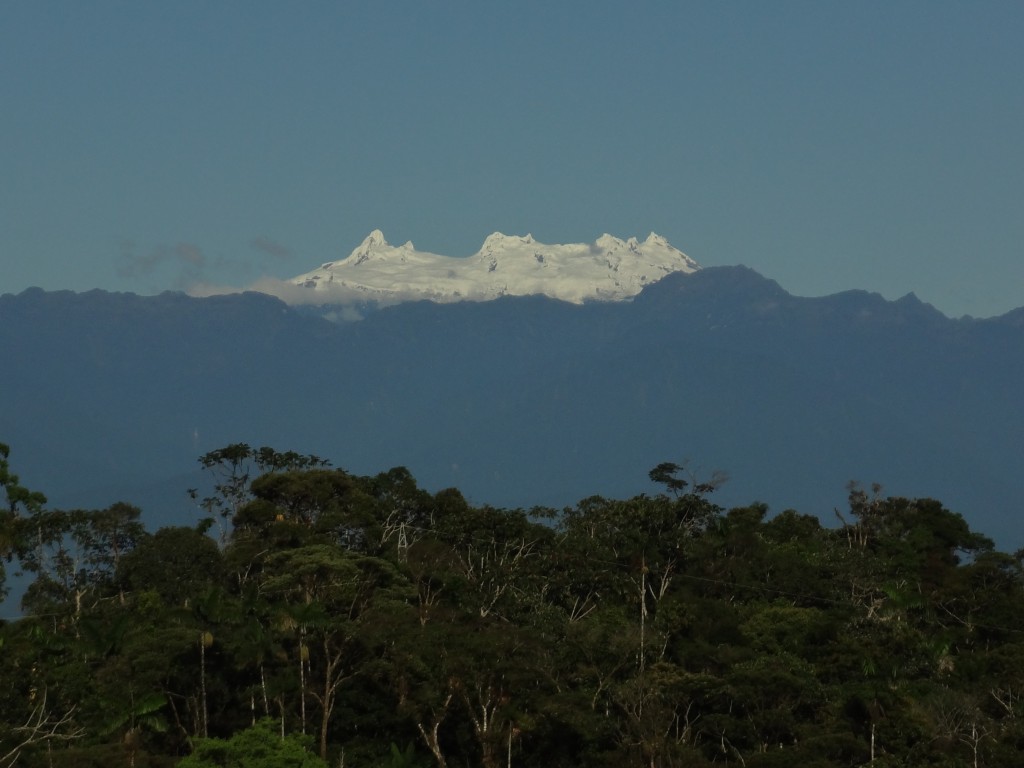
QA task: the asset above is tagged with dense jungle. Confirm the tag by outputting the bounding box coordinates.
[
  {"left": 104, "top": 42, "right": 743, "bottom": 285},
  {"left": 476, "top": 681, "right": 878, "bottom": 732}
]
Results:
[{"left": 2, "top": 441, "right": 1023, "bottom": 768}]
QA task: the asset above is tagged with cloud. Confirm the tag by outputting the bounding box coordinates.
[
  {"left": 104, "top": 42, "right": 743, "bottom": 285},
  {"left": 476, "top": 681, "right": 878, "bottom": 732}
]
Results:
[
  {"left": 175, "top": 242, "right": 204, "bottom": 266},
  {"left": 118, "top": 236, "right": 295, "bottom": 294},
  {"left": 249, "top": 235, "right": 293, "bottom": 261},
  {"left": 118, "top": 241, "right": 207, "bottom": 281}
]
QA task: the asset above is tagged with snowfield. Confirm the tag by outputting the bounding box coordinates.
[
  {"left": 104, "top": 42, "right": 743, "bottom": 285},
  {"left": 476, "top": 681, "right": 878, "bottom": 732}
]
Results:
[{"left": 289, "top": 230, "right": 700, "bottom": 305}]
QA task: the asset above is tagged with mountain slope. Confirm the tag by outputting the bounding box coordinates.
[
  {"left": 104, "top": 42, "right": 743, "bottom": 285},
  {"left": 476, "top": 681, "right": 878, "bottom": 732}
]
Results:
[{"left": 1, "top": 269, "right": 1021, "bottom": 548}]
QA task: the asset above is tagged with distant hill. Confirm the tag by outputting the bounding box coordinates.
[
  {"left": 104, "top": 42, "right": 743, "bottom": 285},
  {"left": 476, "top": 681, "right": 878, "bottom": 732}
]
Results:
[{"left": 2, "top": 267, "right": 1022, "bottom": 547}]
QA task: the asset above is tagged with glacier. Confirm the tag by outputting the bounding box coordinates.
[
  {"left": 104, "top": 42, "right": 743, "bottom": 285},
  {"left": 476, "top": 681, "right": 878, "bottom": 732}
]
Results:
[{"left": 289, "top": 230, "right": 700, "bottom": 305}]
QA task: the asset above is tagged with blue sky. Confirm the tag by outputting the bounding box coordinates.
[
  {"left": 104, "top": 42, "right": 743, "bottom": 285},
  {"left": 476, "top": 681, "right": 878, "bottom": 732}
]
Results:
[{"left": 3, "top": 1, "right": 1022, "bottom": 317}]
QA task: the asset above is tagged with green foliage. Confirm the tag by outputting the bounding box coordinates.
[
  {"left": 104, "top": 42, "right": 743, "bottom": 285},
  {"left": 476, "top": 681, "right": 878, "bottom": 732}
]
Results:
[
  {"left": 119, "top": 526, "right": 224, "bottom": 605},
  {"left": 0, "top": 442, "right": 48, "bottom": 601},
  {"left": 3, "top": 442, "right": 1024, "bottom": 768},
  {"left": 177, "top": 720, "right": 326, "bottom": 768},
  {"left": 381, "top": 741, "right": 420, "bottom": 768},
  {"left": 0, "top": 441, "right": 47, "bottom": 515},
  {"left": 100, "top": 690, "right": 169, "bottom": 739}
]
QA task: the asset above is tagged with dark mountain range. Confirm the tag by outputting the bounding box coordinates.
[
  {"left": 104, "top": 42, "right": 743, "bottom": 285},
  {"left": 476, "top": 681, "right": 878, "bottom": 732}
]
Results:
[{"left": 2, "top": 267, "right": 1022, "bottom": 547}]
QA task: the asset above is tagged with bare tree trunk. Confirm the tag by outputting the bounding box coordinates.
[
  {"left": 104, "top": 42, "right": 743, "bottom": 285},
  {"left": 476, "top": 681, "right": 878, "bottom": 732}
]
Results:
[
  {"left": 462, "top": 684, "right": 507, "bottom": 768},
  {"left": 199, "top": 633, "right": 209, "bottom": 738},
  {"left": 313, "top": 636, "right": 352, "bottom": 761},
  {"left": 298, "top": 629, "right": 307, "bottom": 735},
  {"left": 260, "top": 665, "right": 270, "bottom": 717},
  {"left": 415, "top": 692, "right": 453, "bottom": 768},
  {"left": 0, "top": 690, "right": 84, "bottom": 768}
]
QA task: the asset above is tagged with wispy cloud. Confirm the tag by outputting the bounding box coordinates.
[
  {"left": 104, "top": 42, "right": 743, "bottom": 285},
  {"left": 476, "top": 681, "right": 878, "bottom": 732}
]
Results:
[
  {"left": 119, "top": 235, "right": 301, "bottom": 294},
  {"left": 117, "top": 241, "right": 207, "bottom": 287},
  {"left": 249, "top": 235, "right": 293, "bottom": 261}
]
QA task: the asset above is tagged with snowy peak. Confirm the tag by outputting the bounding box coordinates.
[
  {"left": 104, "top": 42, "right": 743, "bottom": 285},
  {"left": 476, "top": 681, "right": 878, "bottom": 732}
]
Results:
[
  {"left": 595, "top": 233, "right": 626, "bottom": 250},
  {"left": 289, "top": 231, "right": 700, "bottom": 305},
  {"left": 480, "top": 232, "right": 536, "bottom": 252},
  {"left": 348, "top": 229, "right": 391, "bottom": 265}
]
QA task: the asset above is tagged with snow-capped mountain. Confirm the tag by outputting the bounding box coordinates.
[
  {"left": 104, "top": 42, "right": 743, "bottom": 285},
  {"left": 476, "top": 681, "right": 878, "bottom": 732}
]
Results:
[{"left": 289, "top": 230, "right": 700, "bottom": 304}]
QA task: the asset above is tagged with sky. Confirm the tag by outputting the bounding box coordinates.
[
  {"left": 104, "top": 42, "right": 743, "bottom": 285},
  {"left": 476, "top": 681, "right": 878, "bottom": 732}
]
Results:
[{"left": 2, "top": 1, "right": 1022, "bottom": 318}]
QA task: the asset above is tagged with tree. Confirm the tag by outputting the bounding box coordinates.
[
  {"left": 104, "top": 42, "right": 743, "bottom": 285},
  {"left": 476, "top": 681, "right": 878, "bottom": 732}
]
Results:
[
  {"left": 0, "top": 688, "right": 84, "bottom": 768},
  {"left": 99, "top": 689, "right": 169, "bottom": 768},
  {"left": 191, "top": 445, "right": 330, "bottom": 546},
  {"left": 6, "top": 445, "right": 1024, "bottom": 767},
  {"left": 261, "top": 543, "right": 406, "bottom": 760},
  {"left": 0, "top": 442, "right": 48, "bottom": 601},
  {"left": 118, "top": 526, "right": 224, "bottom": 607},
  {"left": 177, "top": 719, "right": 326, "bottom": 768},
  {"left": 0, "top": 442, "right": 47, "bottom": 516}
]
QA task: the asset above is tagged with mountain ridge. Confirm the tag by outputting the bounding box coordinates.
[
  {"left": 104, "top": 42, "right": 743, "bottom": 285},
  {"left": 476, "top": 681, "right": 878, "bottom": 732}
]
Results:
[{"left": 1, "top": 267, "right": 1021, "bottom": 548}]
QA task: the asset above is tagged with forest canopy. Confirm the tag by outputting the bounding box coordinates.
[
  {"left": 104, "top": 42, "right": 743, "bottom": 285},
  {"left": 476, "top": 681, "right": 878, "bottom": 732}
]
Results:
[{"left": 1, "top": 441, "right": 1023, "bottom": 768}]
